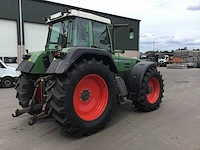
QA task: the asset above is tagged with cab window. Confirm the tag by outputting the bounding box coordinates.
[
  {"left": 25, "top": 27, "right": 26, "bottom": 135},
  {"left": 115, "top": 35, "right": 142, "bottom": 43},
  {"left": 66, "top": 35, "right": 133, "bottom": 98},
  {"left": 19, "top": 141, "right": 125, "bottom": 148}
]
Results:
[
  {"left": 92, "top": 21, "right": 111, "bottom": 51},
  {"left": 69, "top": 18, "right": 89, "bottom": 47}
]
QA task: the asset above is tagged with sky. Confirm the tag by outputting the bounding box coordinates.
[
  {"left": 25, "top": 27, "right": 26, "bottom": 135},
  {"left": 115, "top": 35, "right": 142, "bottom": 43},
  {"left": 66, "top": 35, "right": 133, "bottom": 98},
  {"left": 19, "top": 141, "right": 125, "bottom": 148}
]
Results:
[{"left": 48, "top": 0, "right": 200, "bottom": 52}]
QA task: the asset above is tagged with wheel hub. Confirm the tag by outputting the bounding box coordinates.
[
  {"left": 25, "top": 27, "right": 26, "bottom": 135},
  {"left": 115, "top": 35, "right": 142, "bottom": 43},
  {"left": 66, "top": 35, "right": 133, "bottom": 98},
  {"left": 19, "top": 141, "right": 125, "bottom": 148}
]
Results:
[
  {"left": 5, "top": 80, "right": 11, "bottom": 86},
  {"left": 147, "top": 86, "right": 152, "bottom": 94},
  {"left": 80, "top": 90, "right": 91, "bottom": 102}
]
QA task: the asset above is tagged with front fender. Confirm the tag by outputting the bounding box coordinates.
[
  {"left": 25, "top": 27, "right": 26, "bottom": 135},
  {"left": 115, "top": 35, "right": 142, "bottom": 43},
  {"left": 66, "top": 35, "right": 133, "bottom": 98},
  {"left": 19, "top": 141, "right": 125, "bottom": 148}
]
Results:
[{"left": 127, "top": 61, "right": 157, "bottom": 100}]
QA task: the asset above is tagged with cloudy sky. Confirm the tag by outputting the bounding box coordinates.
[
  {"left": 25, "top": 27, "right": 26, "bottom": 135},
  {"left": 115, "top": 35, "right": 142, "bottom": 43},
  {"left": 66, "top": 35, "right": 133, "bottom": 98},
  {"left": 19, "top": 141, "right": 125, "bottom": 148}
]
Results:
[{"left": 49, "top": 0, "right": 200, "bottom": 52}]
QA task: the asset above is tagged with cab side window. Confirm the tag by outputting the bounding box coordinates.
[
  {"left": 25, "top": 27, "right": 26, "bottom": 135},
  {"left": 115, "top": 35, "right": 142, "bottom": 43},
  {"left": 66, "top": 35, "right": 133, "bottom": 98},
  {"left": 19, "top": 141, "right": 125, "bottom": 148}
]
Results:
[
  {"left": 75, "top": 18, "right": 89, "bottom": 47},
  {"left": 92, "top": 21, "right": 111, "bottom": 51}
]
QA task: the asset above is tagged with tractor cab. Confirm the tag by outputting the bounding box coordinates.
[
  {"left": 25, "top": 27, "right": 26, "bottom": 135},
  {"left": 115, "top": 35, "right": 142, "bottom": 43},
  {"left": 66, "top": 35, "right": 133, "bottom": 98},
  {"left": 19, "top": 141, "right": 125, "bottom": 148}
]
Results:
[
  {"left": 44, "top": 9, "right": 139, "bottom": 75},
  {"left": 45, "top": 9, "right": 112, "bottom": 53}
]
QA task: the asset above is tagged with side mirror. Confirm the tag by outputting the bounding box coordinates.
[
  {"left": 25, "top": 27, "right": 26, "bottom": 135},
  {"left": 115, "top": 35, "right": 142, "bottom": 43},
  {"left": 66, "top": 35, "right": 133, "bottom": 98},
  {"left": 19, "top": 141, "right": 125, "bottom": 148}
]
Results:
[{"left": 114, "top": 49, "right": 125, "bottom": 54}]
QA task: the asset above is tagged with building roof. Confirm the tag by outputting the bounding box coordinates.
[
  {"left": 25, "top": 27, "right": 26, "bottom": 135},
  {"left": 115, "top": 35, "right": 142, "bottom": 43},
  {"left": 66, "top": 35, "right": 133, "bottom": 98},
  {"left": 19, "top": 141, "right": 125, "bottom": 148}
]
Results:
[{"left": 32, "top": 0, "right": 141, "bottom": 22}]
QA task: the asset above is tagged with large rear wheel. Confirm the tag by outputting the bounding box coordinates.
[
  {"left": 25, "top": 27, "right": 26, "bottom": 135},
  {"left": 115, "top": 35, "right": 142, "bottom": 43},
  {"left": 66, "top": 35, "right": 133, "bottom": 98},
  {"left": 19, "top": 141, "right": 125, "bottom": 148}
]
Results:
[{"left": 50, "top": 58, "right": 118, "bottom": 136}]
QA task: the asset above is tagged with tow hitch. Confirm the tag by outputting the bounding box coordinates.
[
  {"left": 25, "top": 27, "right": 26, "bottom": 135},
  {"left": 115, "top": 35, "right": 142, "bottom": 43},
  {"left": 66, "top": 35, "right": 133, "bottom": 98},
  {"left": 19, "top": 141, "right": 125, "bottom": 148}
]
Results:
[{"left": 12, "top": 75, "right": 54, "bottom": 125}]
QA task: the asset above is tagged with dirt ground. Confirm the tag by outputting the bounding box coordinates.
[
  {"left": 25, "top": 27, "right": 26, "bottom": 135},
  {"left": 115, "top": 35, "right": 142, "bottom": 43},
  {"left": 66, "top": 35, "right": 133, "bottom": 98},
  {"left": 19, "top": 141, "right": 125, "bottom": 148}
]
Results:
[{"left": 0, "top": 68, "right": 200, "bottom": 150}]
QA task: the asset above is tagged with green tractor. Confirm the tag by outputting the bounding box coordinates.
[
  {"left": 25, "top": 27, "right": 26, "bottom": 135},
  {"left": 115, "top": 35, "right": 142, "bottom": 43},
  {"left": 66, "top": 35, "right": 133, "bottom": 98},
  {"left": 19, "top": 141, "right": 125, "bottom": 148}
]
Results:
[{"left": 13, "top": 9, "right": 164, "bottom": 136}]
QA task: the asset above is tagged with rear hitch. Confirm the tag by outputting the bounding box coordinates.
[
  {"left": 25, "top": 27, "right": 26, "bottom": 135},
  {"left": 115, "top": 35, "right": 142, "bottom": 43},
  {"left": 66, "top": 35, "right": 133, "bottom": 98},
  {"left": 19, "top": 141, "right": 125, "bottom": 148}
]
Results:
[
  {"left": 28, "top": 103, "right": 50, "bottom": 125},
  {"left": 12, "top": 75, "right": 54, "bottom": 125},
  {"left": 12, "top": 108, "right": 30, "bottom": 117},
  {"left": 12, "top": 104, "right": 42, "bottom": 117}
]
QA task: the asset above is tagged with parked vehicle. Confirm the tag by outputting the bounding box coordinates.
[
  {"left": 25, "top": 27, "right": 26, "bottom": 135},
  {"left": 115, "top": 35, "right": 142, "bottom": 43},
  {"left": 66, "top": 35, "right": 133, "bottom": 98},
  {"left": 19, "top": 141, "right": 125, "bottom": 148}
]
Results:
[
  {"left": 158, "top": 55, "right": 169, "bottom": 67},
  {"left": 0, "top": 59, "right": 20, "bottom": 87}
]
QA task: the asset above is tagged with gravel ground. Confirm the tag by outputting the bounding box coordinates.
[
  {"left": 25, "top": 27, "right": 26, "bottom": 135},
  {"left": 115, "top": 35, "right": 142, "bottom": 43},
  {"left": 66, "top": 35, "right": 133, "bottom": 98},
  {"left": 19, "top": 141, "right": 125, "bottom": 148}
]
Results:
[{"left": 0, "top": 68, "right": 200, "bottom": 150}]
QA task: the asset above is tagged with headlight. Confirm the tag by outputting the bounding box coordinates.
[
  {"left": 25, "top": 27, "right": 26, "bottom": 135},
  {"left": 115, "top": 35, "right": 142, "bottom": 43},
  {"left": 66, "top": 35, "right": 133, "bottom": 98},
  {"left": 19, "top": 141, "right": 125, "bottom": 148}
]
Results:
[{"left": 16, "top": 71, "right": 21, "bottom": 75}]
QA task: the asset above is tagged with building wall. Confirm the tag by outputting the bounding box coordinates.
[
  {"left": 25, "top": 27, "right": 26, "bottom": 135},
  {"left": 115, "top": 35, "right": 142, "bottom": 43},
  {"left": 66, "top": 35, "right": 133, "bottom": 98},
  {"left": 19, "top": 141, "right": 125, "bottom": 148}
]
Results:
[
  {"left": 24, "top": 22, "right": 48, "bottom": 52},
  {"left": 121, "top": 50, "right": 140, "bottom": 58},
  {"left": 0, "top": 0, "right": 19, "bottom": 20},
  {"left": 0, "top": 19, "right": 18, "bottom": 56}
]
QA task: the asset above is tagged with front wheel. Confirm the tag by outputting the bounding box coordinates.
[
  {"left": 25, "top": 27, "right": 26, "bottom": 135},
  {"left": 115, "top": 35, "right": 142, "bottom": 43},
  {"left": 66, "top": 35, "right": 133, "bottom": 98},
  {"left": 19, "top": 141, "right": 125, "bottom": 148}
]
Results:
[
  {"left": 135, "top": 67, "right": 164, "bottom": 111},
  {"left": 50, "top": 58, "right": 118, "bottom": 136},
  {"left": 1, "top": 77, "right": 13, "bottom": 88}
]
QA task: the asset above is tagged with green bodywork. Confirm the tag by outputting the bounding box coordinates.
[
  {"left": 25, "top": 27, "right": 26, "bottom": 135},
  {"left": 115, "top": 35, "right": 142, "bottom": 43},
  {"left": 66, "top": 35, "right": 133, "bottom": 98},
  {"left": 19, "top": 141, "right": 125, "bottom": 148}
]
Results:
[
  {"left": 113, "top": 55, "right": 139, "bottom": 72},
  {"left": 24, "top": 15, "right": 139, "bottom": 75},
  {"left": 28, "top": 51, "right": 47, "bottom": 74},
  {"left": 27, "top": 50, "right": 139, "bottom": 74}
]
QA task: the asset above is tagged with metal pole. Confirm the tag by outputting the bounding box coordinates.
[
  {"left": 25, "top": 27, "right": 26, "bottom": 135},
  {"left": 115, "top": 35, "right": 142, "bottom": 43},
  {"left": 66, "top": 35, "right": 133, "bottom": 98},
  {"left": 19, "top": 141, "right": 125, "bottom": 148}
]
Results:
[
  {"left": 19, "top": 0, "right": 23, "bottom": 64},
  {"left": 153, "top": 36, "right": 154, "bottom": 51},
  {"left": 152, "top": 34, "right": 155, "bottom": 51}
]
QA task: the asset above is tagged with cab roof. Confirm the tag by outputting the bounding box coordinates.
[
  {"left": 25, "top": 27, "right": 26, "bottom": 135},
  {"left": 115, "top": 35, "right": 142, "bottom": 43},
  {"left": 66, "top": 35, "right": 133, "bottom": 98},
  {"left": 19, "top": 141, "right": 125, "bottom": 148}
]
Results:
[{"left": 47, "top": 9, "right": 111, "bottom": 24}]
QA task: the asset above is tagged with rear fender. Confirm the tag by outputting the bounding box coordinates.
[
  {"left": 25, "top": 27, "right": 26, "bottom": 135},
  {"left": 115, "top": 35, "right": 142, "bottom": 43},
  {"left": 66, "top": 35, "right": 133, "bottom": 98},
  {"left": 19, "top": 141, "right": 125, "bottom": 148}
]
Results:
[
  {"left": 46, "top": 47, "right": 118, "bottom": 74},
  {"left": 127, "top": 61, "right": 157, "bottom": 100}
]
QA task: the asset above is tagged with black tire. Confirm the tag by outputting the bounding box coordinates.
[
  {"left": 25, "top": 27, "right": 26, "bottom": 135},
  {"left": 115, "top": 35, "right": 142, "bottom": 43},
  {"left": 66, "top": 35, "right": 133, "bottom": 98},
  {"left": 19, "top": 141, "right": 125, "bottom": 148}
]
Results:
[
  {"left": 135, "top": 67, "right": 164, "bottom": 111},
  {"left": 1, "top": 77, "right": 13, "bottom": 88},
  {"left": 15, "top": 73, "right": 40, "bottom": 115},
  {"left": 50, "top": 58, "right": 118, "bottom": 136}
]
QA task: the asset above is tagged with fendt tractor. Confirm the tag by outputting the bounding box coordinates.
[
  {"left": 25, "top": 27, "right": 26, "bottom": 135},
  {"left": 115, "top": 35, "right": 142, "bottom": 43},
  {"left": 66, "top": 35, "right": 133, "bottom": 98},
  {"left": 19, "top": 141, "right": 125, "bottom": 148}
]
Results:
[{"left": 13, "top": 9, "right": 164, "bottom": 136}]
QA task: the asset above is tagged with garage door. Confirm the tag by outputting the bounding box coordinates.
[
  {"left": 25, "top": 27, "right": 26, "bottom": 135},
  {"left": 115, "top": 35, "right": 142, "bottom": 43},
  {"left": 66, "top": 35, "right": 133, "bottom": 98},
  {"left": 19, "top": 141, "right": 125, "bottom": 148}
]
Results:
[
  {"left": 24, "top": 22, "right": 48, "bottom": 52},
  {"left": 0, "top": 19, "right": 18, "bottom": 57}
]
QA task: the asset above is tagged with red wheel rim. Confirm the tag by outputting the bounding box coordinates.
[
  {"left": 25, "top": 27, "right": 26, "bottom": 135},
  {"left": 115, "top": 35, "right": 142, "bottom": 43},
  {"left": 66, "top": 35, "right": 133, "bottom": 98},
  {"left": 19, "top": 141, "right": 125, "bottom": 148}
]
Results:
[
  {"left": 73, "top": 74, "right": 108, "bottom": 121},
  {"left": 36, "top": 86, "right": 42, "bottom": 103},
  {"left": 147, "top": 77, "right": 160, "bottom": 104}
]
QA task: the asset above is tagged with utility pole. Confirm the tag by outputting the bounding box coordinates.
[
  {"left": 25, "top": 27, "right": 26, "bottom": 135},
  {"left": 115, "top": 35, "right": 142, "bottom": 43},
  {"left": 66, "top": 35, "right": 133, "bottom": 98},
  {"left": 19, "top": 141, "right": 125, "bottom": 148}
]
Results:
[
  {"left": 152, "top": 34, "right": 155, "bottom": 51},
  {"left": 18, "top": 0, "right": 23, "bottom": 64}
]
